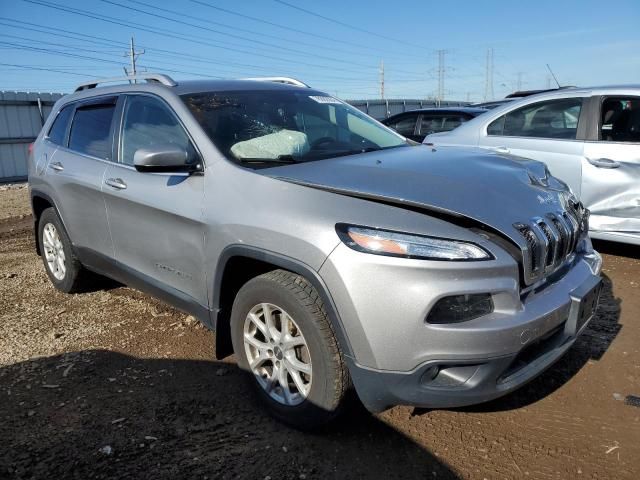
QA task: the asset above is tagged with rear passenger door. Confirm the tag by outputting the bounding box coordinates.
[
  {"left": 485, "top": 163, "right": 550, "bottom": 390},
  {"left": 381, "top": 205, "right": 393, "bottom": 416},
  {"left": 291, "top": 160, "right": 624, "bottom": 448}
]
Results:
[
  {"left": 44, "top": 97, "right": 116, "bottom": 258},
  {"left": 479, "top": 97, "right": 587, "bottom": 196},
  {"left": 102, "top": 94, "right": 207, "bottom": 306},
  {"left": 582, "top": 95, "right": 640, "bottom": 235}
]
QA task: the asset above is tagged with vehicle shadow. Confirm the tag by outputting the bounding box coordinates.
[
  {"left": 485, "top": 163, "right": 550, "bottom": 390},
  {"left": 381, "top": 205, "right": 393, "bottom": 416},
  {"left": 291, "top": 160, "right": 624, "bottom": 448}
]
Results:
[
  {"left": 593, "top": 239, "right": 640, "bottom": 260},
  {"left": 0, "top": 350, "right": 459, "bottom": 480},
  {"left": 438, "top": 273, "right": 621, "bottom": 414}
]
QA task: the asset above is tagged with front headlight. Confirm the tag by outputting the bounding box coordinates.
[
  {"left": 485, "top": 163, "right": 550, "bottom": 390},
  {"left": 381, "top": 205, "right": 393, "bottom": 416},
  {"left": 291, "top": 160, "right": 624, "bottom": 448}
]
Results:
[{"left": 336, "top": 225, "right": 493, "bottom": 261}]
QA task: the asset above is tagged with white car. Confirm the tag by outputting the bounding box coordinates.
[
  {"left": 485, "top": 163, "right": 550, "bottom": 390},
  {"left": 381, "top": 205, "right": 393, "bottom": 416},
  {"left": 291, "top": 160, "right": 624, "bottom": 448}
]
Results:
[{"left": 426, "top": 86, "right": 640, "bottom": 246}]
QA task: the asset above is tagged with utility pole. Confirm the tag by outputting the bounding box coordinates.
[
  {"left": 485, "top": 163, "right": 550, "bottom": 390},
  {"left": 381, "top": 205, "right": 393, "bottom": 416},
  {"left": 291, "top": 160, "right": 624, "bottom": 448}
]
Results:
[
  {"left": 436, "top": 49, "right": 446, "bottom": 105},
  {"left": 124, "top": 36, "right": 145, "bottom": 82},
  {"left": 484, "top": 48, "right": 494, "bottom": 101},
  {"left": 516, "top": 72, "right": 524, "bottom": 91},
  {"left": 379, "top": 60, "right": 385, "bottom": 100}
]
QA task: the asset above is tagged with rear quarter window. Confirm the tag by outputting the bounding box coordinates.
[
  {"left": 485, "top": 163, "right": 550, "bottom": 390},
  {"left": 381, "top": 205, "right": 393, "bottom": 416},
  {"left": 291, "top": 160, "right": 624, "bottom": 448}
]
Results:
[{"left": 46, "top": 105, "right": 73, "bottom": 146}]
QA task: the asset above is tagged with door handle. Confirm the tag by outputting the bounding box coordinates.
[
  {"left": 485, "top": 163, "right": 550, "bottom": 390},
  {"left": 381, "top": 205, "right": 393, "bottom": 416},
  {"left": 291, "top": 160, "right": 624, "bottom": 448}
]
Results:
[
  {"left": 586, "top": 158, "right": 620, "bottom": 169},
  {"left": 48, "top": 161, "right": 64, "bottom": 172},
  {"left": 105, "top": 177, "right": 127, "bottom": 190},
  {"left": 494, "top": 146, "right": 510, "bottom": 154}
]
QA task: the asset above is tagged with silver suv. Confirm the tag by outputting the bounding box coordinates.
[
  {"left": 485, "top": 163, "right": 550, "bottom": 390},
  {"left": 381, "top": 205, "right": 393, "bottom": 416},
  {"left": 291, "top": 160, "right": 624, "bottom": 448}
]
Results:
[{"left": 29, "top": 74, "right": 603, "bottom": 428}]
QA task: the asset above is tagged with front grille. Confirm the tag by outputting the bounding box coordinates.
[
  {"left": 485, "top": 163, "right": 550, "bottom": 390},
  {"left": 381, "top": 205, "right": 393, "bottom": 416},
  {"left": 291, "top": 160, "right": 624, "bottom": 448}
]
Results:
[{"left": 514, "top": 206, "right": 586, "bottom": 285}]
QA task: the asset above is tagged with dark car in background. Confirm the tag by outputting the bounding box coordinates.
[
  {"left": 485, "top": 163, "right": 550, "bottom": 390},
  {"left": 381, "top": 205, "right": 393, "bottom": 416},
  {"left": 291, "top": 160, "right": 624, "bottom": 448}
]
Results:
[{"left": 382, "top": 107, "right": 487, "bottom": 142}]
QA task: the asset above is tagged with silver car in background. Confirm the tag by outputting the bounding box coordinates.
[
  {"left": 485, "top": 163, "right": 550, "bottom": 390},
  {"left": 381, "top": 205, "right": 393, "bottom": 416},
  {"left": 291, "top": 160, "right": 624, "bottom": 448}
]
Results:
[{"left": 426, "top": 86, "right": 640, "bottom": 246}]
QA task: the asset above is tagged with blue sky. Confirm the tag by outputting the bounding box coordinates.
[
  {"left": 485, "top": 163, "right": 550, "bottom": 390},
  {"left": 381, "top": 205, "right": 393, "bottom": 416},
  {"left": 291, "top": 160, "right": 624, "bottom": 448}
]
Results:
[{"left": 0, "top": 0, "right": 638, "bottom": 100}]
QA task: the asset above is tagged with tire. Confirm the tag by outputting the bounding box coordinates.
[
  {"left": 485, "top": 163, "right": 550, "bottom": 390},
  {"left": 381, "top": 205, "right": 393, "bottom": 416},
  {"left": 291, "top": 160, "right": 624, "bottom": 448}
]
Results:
[
  {"left": 38, "top": 207, "right": 89, "bottom": 293},
  {"left": 230, "top": 269, "right": 350, "bottom": 429}
]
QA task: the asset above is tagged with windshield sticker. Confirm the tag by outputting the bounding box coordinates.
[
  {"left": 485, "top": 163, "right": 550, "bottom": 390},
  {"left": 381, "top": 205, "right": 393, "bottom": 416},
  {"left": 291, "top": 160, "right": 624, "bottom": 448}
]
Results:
[{"left": 309, "top": 95, "right": 341, "bottom": 104}]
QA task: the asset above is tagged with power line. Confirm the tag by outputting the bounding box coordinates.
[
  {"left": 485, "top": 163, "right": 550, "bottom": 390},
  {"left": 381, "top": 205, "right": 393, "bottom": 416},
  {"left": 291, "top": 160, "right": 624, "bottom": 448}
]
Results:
[
  {"left": 189, "top": 0, "right": 411, "bottom": 56},
  {"left": 0, "top": 19, "right": 399, "bottom": 85},
  {"left": 124, "top": 0, "right": 402, "bottom": 62},
  {"left": 271, "top": 0, "right": 420, "bottom": 48},
  {"left": 0, "top": 41, "right": 223, "bottom": 79},
  {"left": 99, "top": 0, "right": 379, "bottom": 70},
  {"left": 0, "top": 62, "right": 90, "bottom": 77},
  {"left": 24, "top": 0, "right": 396, "bottom": 75}
]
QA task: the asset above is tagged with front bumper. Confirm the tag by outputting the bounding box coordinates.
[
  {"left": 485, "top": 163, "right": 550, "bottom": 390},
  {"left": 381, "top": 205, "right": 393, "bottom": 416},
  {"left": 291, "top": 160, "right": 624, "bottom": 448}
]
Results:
[
  {"left": 347, "top": 274, "right": 601, "bottom": 412},
  {"left": 319, "top": 240, "right": 602, "bottom": 411}
]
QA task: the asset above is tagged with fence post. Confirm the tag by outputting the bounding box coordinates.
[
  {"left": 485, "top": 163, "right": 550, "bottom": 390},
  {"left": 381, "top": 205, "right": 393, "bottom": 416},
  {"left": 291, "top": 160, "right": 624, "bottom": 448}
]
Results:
[{"left": 36, "top": 97, "right": 44, "bottom": 127}]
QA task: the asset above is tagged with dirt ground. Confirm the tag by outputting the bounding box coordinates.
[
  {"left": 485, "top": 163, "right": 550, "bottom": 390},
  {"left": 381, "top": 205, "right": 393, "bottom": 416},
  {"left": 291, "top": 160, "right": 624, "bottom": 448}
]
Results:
[{"left": 1, "top": 184, "right": 639, "bottom": 480}]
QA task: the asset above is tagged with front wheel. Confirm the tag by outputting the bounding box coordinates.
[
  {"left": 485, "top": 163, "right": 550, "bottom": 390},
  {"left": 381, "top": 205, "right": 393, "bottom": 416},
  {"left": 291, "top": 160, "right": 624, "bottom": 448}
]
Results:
[{"left": 230, "top": 269, "right": 350, "bottom": 429}]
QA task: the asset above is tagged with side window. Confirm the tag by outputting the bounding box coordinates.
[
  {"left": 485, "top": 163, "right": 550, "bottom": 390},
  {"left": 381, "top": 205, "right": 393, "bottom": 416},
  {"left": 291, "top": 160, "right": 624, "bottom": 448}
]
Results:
[
  {"left": 120, "top": 95, "right": 196, "bottom": 165},
  {"left": 487, "top": 98, "right": 584, "bottom": 139},
  {"left": 46, "top": 105, "right": 73, "bottom": 146},
  {"left": 68, "top": 103, "right": 116, "bottom": 160},
  {"left": 391, "top": 116, "right": 417, "bottom": 136},
  {"left": 422, "top": 115, "right": 465, "bottom": 134},
  {"left": 600, "top": 97, "right": 640, "bottom": 142}
]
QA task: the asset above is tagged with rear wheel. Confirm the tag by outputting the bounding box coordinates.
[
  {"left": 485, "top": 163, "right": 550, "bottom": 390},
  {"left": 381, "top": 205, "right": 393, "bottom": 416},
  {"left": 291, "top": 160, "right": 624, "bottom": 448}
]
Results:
[
  {"left": 38, "top": 207, "right": 88, "bottom": 293},
  {"left": 230, "top": 269, "right": 350, "bottom": 429}
]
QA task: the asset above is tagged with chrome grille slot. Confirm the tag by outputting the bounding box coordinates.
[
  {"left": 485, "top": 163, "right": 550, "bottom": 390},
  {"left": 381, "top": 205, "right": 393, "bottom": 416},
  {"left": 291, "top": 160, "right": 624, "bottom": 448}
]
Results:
[
  {"left": 549, "top": 215, "right": 568, "bottom": 258},
  {"left": 562, "top": 211, "right": 579, "bottom": 252},
  {"left": 515, "top": 224, "right": 539, "bottom": 274},
  {"left": 515, "top": 206, "right": 585, "bottom": 286},
  {"left": 537, "top": 221, "right": 556, "bottom": 267}
]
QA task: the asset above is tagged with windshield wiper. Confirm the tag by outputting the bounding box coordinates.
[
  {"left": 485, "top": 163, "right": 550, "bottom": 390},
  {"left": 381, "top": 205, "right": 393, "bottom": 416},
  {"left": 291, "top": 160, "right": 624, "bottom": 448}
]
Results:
[{"left": 238, "top": 155, "right": 300, "bottom": 165}]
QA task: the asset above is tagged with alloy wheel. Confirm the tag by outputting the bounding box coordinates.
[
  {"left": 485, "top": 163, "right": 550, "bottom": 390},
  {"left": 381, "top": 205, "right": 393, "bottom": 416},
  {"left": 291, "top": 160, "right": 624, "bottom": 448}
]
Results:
[
  {"left": 42, "top": 223, "right": 66, "bottom": 280},
  {"left": 243, "top": 302, "right": 312, "bottom": 406}
]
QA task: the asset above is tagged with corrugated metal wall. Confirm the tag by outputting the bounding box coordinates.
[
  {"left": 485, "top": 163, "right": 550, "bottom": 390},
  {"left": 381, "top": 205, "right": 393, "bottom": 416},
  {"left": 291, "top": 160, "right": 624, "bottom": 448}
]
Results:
[
  {"left": 346, "top": 99, "right": 468, "bottom": 120},
  {"left": 0, "top": 91, "right": 64, "bottom": 182}
]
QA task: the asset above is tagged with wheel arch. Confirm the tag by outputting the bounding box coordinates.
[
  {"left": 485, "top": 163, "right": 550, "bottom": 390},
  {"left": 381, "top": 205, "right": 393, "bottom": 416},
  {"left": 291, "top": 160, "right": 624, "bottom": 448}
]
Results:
[
  {"left": 30, "top": 190, "right": 63, "bottom": 256},
  {"left": 211, "top": 245, "right": 354, "bottom": 360}
]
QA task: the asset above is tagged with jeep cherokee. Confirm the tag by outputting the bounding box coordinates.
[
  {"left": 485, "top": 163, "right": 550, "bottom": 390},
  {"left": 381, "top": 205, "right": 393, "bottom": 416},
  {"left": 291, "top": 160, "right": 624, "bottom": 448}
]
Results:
[{"left": 28, "top": 74, "right": 603, "bottom": 428}]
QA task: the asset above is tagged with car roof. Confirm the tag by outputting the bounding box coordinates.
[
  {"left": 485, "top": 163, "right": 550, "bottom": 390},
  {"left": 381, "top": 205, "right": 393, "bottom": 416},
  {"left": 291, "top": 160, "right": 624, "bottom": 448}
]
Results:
[
  {"left": 172, "top": 79, "right": 321, "bottom": 96},
  {"left": 384, "top": 107, "right": 487, "bottom": 120},
  {"left": 58, "top": 76, "right": 328, "bottom": 106}
]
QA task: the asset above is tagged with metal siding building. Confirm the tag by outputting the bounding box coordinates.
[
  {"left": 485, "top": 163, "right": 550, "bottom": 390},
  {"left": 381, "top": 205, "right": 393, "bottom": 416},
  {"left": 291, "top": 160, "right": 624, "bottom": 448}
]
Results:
[
  {"left": 0, "top": 91, "right": 64, "bottom": 182},
  {"left": 347, "top": 99, "right": 468, "bottom": 120}
]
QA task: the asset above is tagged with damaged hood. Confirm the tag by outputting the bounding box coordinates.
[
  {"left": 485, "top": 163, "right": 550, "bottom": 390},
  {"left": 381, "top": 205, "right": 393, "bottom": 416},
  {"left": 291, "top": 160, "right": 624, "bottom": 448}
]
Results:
[{"left": 262, "top": 145, "right": 574, "bottom": 243}]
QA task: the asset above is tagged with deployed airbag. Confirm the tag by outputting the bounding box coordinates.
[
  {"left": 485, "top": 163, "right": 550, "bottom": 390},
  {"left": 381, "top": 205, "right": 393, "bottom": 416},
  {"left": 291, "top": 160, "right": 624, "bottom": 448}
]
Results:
[{"left": 231, "top": 129, "right": 309, "bottom": 159}]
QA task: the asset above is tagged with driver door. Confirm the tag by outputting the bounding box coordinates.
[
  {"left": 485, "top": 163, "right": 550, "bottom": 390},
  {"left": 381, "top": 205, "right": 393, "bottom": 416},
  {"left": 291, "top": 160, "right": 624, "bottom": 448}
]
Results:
[{"left": 102, "top": 94, "right": 208, "bottom": 306}]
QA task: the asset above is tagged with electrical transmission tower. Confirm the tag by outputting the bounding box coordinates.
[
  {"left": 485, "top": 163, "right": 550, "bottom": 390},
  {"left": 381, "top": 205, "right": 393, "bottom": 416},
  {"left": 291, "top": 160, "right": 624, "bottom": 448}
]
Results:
[
  {"left": 380, "top": 60, "right": 385, "bottom": 99},
  {"left": 484, "top": 48, "right": 494, "bottom": 101},
  {"left": 124, "top": 36, "right": 145, "bottom": 81},
  {"left": 516, "top": 72, "right": 524, "bottom": 91},
  {"left": 436, "top": 49, "right": 446, "bottom": 104}
]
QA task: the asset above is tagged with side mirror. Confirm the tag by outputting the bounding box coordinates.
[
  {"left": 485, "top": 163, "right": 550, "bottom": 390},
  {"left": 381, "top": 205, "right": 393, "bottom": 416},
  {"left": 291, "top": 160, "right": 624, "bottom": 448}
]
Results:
[{"left": 133, "top": 144, "right": 202, "bottom": 174}]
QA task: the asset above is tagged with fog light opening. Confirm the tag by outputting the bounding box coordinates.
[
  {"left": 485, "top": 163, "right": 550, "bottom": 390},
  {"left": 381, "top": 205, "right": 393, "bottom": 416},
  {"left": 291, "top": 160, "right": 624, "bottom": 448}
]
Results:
[{"left": 426, "top": 293, "right": 494, "bottom": 324}]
